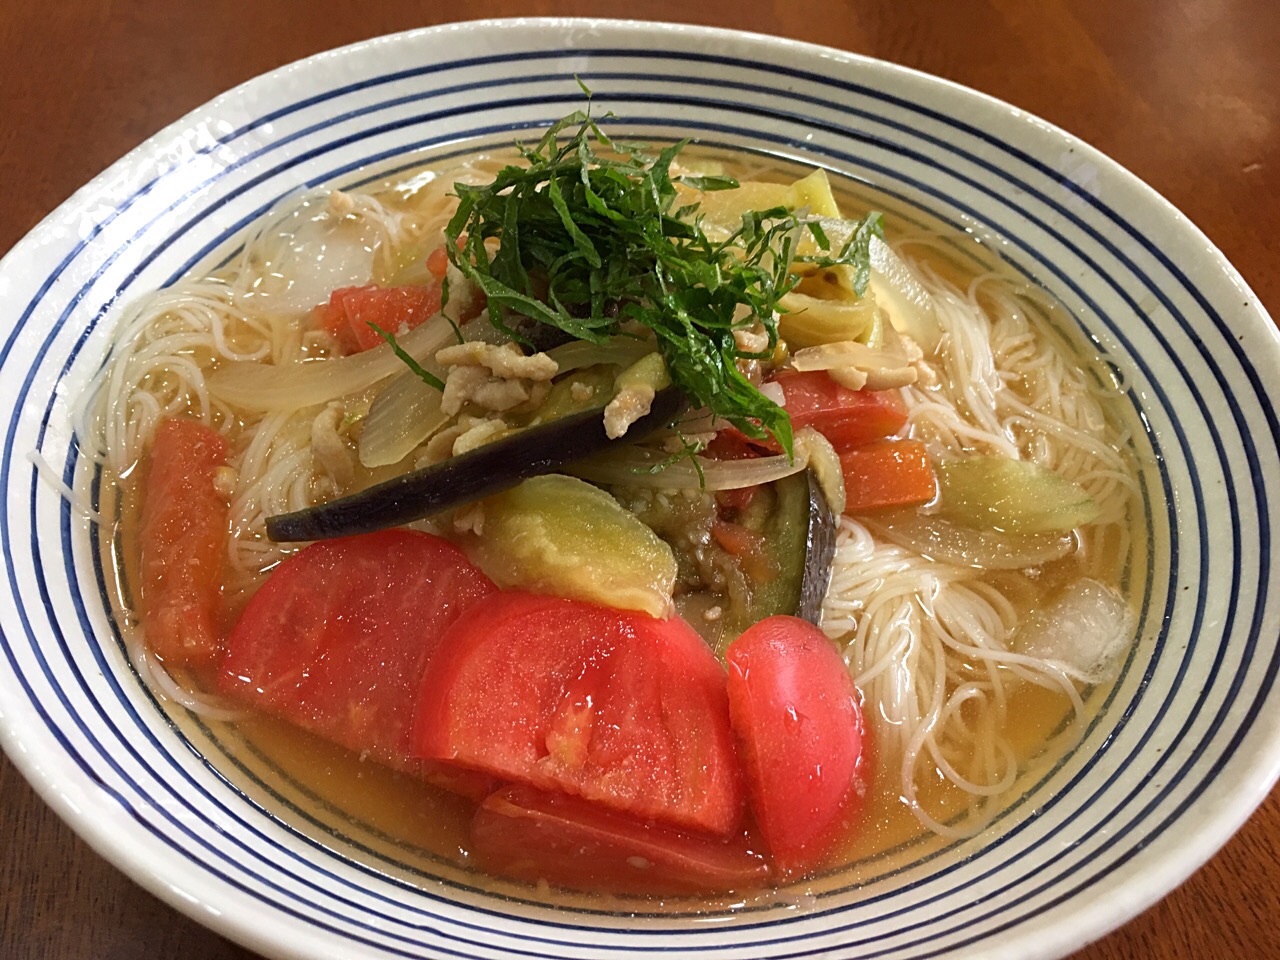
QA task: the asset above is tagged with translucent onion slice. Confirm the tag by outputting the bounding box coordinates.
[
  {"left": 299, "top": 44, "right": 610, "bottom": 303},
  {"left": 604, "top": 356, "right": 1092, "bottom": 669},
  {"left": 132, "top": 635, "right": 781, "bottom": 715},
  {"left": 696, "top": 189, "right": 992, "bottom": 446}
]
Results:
[
  {"left": 864, "top": 509, "right": 1076, "bottom": 570},
  {"left": 357, "top": 311, "right": 504, "bottom": 466},
  {"left": 209, "top": 315, "right": 456, "bottom": 411},
  {"left": 570, "top": 444, "right": 809, "bottom": 491},
  {"left": 359, "top": 370, "right": 449, "bottom": 467},
  {"left": 868, "top": 234, "right": 942, "bottom": 354}
]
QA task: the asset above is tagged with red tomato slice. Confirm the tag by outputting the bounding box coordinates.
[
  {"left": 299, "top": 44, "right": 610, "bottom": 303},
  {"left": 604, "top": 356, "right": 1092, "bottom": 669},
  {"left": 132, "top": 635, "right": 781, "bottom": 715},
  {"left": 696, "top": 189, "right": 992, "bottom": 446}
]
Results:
[
  {"left": 774, "top": 371, "right": 908, "bottom": 451},
  {"left": 715, "top": 485, "right": 760, "bottom": 514},
  {"left": 415, "top": 592, "right": 745, "bottom": 835},
  {"left": 138, "top": 418, "right": 229, "bottom": 667},
  {"left": 471, "top": 784, "right": 769, "bottom": 896},
  {"left": 312, "top": 289, "right": 356, "bottom": 352},
  {"left": 425, "top": 244, "right": 450, "bottom": 279},
  {"left": 726, "top": 616, "right": 867, "bottom": 876},
  {"left": 314, "top": 283, "right": 443, "bottom": 353},
  {"left": 426, "top": 238, "right": 468, "bottom": 279},
  {"left": 841, "top": 439, "right": 936, "bottom": 513},
  {"left": 705, "top": 433, "right": 764, "bottom": 513},
  {"left": 220, "top": 530, "right": 497, "bottom": 797},
  {"left": 704, "top": 429, "right": 768, "bottom": 461}
]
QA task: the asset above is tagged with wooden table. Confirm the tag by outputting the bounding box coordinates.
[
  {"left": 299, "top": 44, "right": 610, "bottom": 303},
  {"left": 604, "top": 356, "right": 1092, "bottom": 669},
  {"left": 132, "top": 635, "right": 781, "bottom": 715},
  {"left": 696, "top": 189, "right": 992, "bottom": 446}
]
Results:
[{"left": 1, "top": 1, "right": 1276, "bottom": 957}]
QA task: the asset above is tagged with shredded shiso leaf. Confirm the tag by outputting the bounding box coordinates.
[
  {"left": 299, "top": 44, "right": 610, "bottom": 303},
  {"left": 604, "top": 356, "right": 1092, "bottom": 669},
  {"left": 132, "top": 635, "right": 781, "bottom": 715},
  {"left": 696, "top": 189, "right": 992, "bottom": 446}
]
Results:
[{"left": 442, "top": 104, "right": 882, "bottom": 455}]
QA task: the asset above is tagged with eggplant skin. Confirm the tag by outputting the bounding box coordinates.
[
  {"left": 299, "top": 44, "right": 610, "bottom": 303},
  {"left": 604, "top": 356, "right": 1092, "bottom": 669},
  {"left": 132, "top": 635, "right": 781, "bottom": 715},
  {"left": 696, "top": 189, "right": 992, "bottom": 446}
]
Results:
[
  {"left": 797, "top": 470, "right": 837, "bottom": 626},
  {"left": 266, "top": 388, "right": 684, "bottom": 543}
]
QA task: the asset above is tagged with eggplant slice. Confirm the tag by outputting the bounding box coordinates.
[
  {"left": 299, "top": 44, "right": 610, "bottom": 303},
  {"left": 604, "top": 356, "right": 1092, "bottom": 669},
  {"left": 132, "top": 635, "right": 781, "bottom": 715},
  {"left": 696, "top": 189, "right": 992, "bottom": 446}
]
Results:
[
  {"left": 267, "top": 388, "right": 684, "bottom": 542},
  {"left": 610, "top": 467, "right": 836, "bottom": 651},
  {"left": 796, "top": 469, "right": 838, "bottom": 625},
  {"left": 720, "top": 468, "right": 835, "bottom": 643}
]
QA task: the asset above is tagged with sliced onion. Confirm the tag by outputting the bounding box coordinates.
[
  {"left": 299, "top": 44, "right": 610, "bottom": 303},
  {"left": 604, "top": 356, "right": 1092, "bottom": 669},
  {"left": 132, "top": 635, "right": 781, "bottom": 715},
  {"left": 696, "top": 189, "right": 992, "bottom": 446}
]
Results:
[
  {"left": 570, "top": 444, "right": 809, "bottom": 491},
  {"left": 359, "top": 370, "right": 449, "bottom": 467},
  {"left": 210, "top": 315, "right": 457, "bottom": 411},
  {"left": 362, "top": 313, "right": 551, "bottom": 467},
  {"left": 1013, "top": 578, "right": 1135, "bottom": 684},
  {"left": 864, "top": 509, "right": 1076, "bottom": 570},
  {"left": 868, "top": 234, "right": 942, "bottom": 354}
]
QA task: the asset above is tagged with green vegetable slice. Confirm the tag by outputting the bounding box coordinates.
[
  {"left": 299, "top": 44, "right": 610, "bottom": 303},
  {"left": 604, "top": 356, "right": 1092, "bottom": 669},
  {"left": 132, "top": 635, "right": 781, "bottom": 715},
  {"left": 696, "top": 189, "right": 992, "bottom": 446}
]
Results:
[
  {"left": 466, "top": 475, "right": 678, "bottom": 618},
  {"left": 713, "top": 470, "right": 836, "bottom": 652},
  {"left": 935, "top": 457, "right": 1101, "bottom": 534}
]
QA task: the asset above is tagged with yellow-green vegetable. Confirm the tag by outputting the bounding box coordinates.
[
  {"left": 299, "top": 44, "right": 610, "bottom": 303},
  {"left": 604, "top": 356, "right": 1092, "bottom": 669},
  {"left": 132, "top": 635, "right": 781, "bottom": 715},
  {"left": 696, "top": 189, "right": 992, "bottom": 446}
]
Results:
[
  {"left": 691, "top": 169, "right": 867, "bottom": 297},
  {"left": 614, "top": 351, "right": 671, "bottom": 395},
  {"left": 529, "top": 366, "right": 618, "bottom": 425},
  {"left": 469, "top": 474, "right": 678, "bottom": 617},
  {"left": 787, "top": 169, "right": 843, "bottom": 218},
  {"left": 691, "top": 170, "right": 841, "bottom": 235},
  {"left": 936, "top": 457, "right": 1101, "bottom": 534},
  {"left": 775, "top": 291, "right": 880, "bottom": 348}
]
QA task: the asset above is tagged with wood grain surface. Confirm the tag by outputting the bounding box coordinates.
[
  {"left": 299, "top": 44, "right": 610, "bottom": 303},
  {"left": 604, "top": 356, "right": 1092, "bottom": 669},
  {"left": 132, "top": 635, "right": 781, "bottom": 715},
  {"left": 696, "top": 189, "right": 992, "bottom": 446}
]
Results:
[{"left": 1, "top": 2, "right": 1277, "bottom": 958}]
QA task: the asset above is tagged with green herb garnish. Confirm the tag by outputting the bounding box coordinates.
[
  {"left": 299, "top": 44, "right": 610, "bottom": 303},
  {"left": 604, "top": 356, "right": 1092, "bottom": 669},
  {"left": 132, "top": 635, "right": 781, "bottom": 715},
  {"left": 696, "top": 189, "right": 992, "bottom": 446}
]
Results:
[
  {"left": 797, "top": 213, "right": 884, "bottom": 297},
  {"left": 368, "top": 323, "right": 445, "bottom": 391},
  {"left": 443, "top": 105, "right": 879, "bottom": 455}
]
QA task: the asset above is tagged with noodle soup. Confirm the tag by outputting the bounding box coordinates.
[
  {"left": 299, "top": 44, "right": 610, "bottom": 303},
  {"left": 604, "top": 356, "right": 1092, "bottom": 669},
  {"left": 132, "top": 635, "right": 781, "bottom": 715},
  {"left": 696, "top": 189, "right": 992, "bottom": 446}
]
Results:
[{"left": 83, "top": 123, "right": 1142, "bottom": 903}]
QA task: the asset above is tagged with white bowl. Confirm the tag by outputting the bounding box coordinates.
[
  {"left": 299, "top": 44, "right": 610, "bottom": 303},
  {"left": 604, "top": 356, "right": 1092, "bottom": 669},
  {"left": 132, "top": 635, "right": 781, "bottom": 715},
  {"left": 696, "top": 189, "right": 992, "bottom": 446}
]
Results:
[{"left": 1, "top": 18, "right": 1278, "bottom": 960}]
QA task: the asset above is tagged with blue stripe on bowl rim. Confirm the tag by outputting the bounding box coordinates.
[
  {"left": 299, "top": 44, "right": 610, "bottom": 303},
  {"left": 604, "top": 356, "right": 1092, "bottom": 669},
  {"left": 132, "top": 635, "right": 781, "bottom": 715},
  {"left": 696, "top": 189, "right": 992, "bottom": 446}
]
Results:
[{"left": 0, "top": 32, "right": 1269, "bottom": 960}]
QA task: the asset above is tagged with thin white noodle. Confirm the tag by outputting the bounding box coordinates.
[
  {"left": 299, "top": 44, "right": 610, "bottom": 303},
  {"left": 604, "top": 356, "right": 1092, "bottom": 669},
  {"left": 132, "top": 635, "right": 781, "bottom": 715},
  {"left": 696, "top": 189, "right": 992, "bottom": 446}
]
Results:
[
  {"left": 823, "top": 233, "right": 1133, "bottom": 836},
  {"left": 28, "top": 451, "right": 102, "bottom": 525},
  {"left": 122, "top": 623, "right": 245, "bottom": 721}
]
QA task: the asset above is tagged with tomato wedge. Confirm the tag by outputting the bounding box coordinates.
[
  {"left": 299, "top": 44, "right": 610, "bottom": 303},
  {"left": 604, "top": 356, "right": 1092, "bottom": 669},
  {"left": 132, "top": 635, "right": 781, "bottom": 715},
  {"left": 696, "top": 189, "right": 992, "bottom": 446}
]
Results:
[
  {"left": 471, "top": 784, "right": 769, "bottom": 896},
  {"left": 774, "top": 371, "right": 907, "bottom": 450},
  {"left": 314, "top": 283, "right": 442, "bottom": 353},
  {"left": 138, "top": 417, "right": 229, "bottom": 667},
  {"left": 415, "top": 592, "right": 745, "bottom": 835},
  {"left": 425, "top": 244, "right": 450, "bottom": 279},
  {"left": 220, "top": 530, "right": 497, "bottom": 796},
  {"left": 726, "top": 616, "right": 867, "bottom": 876},
  {"left": 841, "top": 439, "right": 936, "bottom": 513}
]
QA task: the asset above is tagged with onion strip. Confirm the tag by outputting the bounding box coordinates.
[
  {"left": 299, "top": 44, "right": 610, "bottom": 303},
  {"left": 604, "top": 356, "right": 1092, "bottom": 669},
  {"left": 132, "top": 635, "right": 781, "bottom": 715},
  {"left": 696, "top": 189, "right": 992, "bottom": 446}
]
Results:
[
  {"left": 864, "top": 509, "right": 1076, "bottom": 570},
  {"left": 359, "top": 369, "right": 449, "bottom": 467},
  {"left": 209, "top": 315, "right": 457, "bottom": 411}
]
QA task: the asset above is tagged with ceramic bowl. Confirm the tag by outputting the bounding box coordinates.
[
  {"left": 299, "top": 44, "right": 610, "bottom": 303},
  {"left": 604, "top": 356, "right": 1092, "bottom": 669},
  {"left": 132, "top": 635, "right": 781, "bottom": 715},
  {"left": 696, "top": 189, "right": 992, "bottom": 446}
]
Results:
[{"left": 1, "top": 18, "right": 1278, "bottom": 960}]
